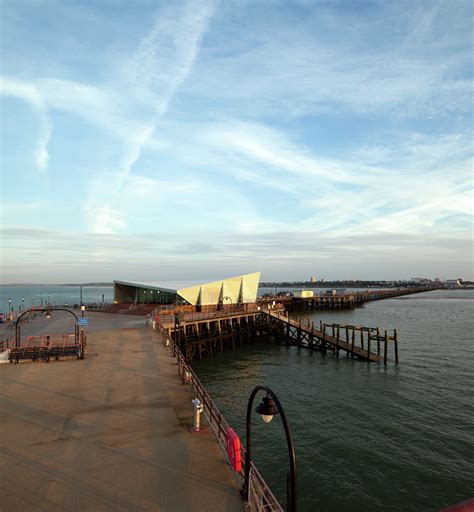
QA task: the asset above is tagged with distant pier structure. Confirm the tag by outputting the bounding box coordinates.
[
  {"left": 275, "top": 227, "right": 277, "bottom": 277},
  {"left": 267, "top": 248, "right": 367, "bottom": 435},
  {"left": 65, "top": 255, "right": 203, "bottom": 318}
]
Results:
[{"left": 260, "top": 285, "right": 439, "bottom": 312}]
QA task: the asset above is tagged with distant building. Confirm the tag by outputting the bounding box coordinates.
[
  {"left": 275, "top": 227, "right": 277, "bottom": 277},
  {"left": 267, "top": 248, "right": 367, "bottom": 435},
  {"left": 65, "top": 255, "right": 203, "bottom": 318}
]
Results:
[
  {"left": 310, "top": 276, "right": 317, "bottom": 283},
  {"left": 294, "top": 289, "right": 314, "bottom": 298},
  {"left": 445, "top": 279, "right": 462, "bottom": 288},
  {"left": 410, "top": 277, "right": 432, "bottom": 285}
]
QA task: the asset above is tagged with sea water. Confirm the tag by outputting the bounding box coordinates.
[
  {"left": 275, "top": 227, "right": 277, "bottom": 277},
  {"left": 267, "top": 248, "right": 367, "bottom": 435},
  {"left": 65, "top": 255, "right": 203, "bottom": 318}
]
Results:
[
  {"left": 0, "top": 284, "right": 114, "bottom": 313},
  {"left": 192, "top": 289, "right": 474, "bottom": 511}
]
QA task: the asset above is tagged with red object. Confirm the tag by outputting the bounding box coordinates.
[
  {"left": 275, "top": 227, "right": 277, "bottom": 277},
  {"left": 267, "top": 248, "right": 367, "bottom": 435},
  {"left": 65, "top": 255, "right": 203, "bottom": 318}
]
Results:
[
  {"left": 440, "top": 499, "right": 474, "bottom": 512},
  {"left": 226, "top": 427, "right": 241, "bottom": 472}
]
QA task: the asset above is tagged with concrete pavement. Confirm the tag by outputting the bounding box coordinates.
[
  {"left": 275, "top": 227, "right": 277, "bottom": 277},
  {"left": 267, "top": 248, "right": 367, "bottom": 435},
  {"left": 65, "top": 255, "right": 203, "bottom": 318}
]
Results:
[{"left": 0, "top": 317, "right": 243, "bottom": 511}]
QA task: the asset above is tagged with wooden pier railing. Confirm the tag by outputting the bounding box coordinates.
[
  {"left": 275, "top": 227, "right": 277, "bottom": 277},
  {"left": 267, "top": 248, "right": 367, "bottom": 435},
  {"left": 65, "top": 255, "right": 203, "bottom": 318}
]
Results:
[{"left": 262, "top": 310, "right": 398, "bottom": 364}]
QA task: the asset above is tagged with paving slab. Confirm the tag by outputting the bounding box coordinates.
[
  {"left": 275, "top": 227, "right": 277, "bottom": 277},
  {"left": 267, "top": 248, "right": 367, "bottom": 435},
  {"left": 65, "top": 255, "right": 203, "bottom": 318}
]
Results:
[{"left": 0, "top": 320, "right": 243, "bottom": 512}]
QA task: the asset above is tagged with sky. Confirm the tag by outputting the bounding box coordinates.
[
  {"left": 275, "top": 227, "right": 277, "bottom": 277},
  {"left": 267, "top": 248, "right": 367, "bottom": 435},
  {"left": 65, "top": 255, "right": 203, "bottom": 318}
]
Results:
[{"left": 0, "top": 0, "right": 473, "bottom": 284}]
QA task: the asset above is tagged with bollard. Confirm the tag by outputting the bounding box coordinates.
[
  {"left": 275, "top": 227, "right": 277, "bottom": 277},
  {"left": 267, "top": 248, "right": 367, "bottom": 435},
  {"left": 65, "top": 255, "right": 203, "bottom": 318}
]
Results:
[
  {"left": 190, "top": 398, "right": 204, "bottom": 433},
  {"left": 182, "top": 369, "right": 191, "bottom": 384}
]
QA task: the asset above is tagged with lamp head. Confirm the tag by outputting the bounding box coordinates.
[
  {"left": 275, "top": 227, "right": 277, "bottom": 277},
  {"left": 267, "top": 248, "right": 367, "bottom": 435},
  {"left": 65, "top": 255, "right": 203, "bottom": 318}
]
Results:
[{"left": 256, "top": 395, "right": 279, "bottom": 424}]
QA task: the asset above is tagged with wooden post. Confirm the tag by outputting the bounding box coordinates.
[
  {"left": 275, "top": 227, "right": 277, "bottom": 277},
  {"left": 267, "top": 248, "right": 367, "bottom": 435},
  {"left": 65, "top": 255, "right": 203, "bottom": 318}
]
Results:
[
  {"left": 336, "top": 325, "right": 340, "bottom": 357},
  {"left": 377, "top": 327, "right": 380, "bottom": 355},
  {"left": 183, "top": 322, "right": 188, "bottom": 361},
  {"left": 230, "top": 319, "right": 235, "bottom": 350},
  {"left": 237, "top": 317, "right": 242, "bottom": 346},
  {"left": 206, "top": 321, "right": 212, "bottom": 355},
  {"left": 394, "top": 329, "right": 399, "bottom": 364},
  {"left": 384, "top": 330, "right": 388, "bottom": 365},
  {"left": 351, "top": 328, "right": 355, "bottom": 358},
  {"left": 360, "top": 329, "right": 364, "bottom": 350},
  {"left": 218, "top": 319, "right": 223, "bottom": 351},
  {"left": 367, "top": 332, "right": 371, "bottom": 361}
]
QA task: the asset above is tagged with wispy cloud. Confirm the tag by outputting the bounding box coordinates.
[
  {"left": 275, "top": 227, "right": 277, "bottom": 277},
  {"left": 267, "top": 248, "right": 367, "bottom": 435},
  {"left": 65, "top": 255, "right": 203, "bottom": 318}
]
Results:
[
  {"left": 83, "top": 0, "right": 216, "bottom": 233},
  {"left": 0, "top": 77, "right": 52, "bottom": 171}
]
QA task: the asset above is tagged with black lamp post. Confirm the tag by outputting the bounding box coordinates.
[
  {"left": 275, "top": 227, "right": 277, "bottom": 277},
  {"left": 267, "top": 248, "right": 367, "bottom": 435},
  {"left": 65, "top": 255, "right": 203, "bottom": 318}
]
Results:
[{"left": 243, "top": 385, "right": 297, "bottom": 512}]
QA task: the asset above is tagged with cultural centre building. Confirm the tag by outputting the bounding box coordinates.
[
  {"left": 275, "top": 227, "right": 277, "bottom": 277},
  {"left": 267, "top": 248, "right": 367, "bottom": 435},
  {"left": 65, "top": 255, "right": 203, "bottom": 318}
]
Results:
[{"left": 113, "top": 272, "right": 261, "bottom": 306}]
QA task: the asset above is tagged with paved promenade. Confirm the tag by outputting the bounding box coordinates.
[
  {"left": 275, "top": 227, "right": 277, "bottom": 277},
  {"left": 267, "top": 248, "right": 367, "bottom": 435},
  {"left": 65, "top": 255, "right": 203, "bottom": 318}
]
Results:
[{"left": 0, "top": 313, "right": 243, "bottom": 511}]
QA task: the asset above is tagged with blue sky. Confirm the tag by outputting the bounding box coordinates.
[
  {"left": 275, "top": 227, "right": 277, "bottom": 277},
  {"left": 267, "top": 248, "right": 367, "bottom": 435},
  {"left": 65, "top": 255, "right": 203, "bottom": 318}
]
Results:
[{"left": 0, "top": 0, "right": 473, "bottom": 283}]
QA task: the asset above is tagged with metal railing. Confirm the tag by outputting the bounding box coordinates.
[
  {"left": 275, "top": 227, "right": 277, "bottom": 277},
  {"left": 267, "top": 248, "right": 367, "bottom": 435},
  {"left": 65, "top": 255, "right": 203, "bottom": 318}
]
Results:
[
  {"left": 1, "top": 333, "right": 86, "bottom": 362},
  {"left": 155, "top": 304, "right": 260, "bottom": 327},
  {"left": 154, "top": 323, "right": 283, "bottom": 512}
]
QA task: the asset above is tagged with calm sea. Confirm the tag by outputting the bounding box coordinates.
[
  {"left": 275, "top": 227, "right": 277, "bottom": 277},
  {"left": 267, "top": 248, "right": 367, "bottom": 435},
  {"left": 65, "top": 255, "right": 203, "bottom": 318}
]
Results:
[
  {"left": 192, "top": 289, "right": 474, "bottom": 511},
  {"left": 0, "top": 284, "right": 114, "bottom": 313}
]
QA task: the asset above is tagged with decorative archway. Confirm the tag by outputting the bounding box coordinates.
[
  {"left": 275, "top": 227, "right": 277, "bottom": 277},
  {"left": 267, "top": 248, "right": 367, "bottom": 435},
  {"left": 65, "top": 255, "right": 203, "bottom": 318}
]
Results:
[{"left": 15, "top": 308, "right": 79, "bottom": 348}]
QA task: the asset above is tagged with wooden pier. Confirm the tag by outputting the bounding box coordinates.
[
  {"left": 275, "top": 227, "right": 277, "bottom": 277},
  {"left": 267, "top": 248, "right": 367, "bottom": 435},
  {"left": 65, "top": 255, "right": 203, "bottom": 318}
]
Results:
[
  {"left": 155, "top": 306, "right": 398, "bottom": 364},
  {"left": 261, "top": 310, "right": 398, "bottom": 363},
  {"left": 159, "top": 308, "right": 262, "bottom": 363},
  {"left": 259, "top": 285, "right": 437, "bottom": 312}
]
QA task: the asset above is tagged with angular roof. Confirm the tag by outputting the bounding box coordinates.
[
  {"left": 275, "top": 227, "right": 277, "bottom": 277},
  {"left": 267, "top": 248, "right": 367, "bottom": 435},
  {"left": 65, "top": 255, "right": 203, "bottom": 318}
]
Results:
[
  {"left": 113, "top": 280, "right": 177, "bottom": 293},
  {"left": 113, "top": 272, "right": 261, "bottom": 305},
  {"left": 177, "top": 272, "right": 261, "bottom": 306}
]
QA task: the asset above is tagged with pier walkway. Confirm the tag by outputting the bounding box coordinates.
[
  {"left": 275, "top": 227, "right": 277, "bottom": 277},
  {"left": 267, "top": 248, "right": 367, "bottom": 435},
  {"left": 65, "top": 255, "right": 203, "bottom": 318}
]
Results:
[{"left": 0, "top": 313, "right": 243, "bottom": 512}]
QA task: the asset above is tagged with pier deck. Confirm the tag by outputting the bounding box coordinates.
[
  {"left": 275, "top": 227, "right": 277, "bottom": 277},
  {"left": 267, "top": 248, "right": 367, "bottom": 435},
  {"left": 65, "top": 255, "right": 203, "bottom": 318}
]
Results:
[{"left": 0, "top": 314, "right": 243, "bottom": 512}]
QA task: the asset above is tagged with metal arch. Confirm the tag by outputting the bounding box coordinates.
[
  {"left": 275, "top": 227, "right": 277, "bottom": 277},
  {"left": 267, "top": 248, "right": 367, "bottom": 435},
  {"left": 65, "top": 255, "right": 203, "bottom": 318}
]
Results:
[
  {"left": 15, "top": 308, "right": 79, "bottom": 348},
  {"left": 243, "top": 385, "right": 297, "bottom": 512}
]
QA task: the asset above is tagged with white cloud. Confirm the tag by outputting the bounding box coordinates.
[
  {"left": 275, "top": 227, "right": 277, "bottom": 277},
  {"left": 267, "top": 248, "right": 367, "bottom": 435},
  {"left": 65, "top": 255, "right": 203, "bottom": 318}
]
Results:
[
  {"left": 0, "top": 76, "right": 52, "bottom": 171},
  {"left": 141, "top": 118, "right": 473, "bottom": 239},
  {"left": 84, "top": 205, "right": 127, "bottom": 234},
  {"left": 1, "top": 226, "right": 472, "bottom": 283}
]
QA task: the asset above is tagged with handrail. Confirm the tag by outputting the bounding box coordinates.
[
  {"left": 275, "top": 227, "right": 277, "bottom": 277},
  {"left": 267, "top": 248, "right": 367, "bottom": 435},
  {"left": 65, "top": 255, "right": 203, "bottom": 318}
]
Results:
[
  {"left": 155, "top": 304, "right": 260, "bottom": 325},
  {"left": 154, "top": 322, "right": 283, "bottom": 511}
]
